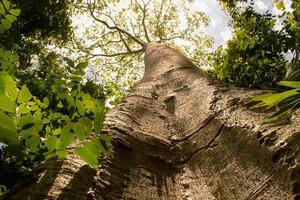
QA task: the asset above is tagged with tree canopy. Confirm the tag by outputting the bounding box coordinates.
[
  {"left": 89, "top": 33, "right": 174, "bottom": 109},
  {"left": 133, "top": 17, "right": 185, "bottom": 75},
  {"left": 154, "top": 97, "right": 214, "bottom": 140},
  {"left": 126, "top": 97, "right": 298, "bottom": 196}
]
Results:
[{"left": 69, "top": 0, "right": 213, "bottom": 92}]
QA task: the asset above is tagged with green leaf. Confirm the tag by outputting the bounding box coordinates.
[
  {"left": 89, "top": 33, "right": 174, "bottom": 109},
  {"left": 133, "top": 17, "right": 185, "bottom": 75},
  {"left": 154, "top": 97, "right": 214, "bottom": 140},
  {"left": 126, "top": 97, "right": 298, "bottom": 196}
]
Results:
[
  {"left": 45, "top": 126, "right": 51, "bottom": 134},
  {"left": 59, "top": 125, "right": 74, "bottom": 148},
  {"left": 83, "top": 138, "right": 101, "bottom": 156},
  {"left": 30, "top": 105, "right": 38, "bottom": 111},
  {"left": 0, "top": 112, "right": 19, "bottom": 145},
  {"left": 63, "top": 57, "right": 74, "bottom": 68},
  {"left": 278, "top": 81, "right": 300, "bottom": 89},
  {"left": 75, "top": 99, "right": 85, "bottom": 116},
  {"left": 53, "top": 128, "right": 62, "bottom": 136},
  {"left": 17, "top": 85, "right": 32, "bottom": 103},
  {"left": 79, "top": 117, "right": 92, "bottom": 137},
  {"left": 0, "top": 73, "right": 17, "bottom": 100},
  {"left": 55, "top": 150, "right": 68, "bottom": 159},
  {"left": 75, "top": 137, "right": 111, "bottom": 166},
  {"left": 76, "top": 62, "right": 88, "bottom": 70},
  {"left": 2, "top": 0, "right": 10, "bottom": 9},
  {"left": 18, "top": 113, "right": 34, "bottom": 129},
  {"left": 83, "top": 98, "right": 95, "bottom": 110},
  {"left": 94, "top": 108, "right": 105, "bottom": 133},
  {"left": 0, "top": 111, "right": 16, "bottom": 131},
  {"left": 45, "top": 135, "right": 57, "bottom": 152},
  {"left": 17, "top": 103, "right": 30, "bottom": 114},
  {"left": 43, "top": 97, "right": 49, "bottom": 109},
  {"left": 250, "top": 89, "right": 300, "bottom": 109},
  {"left": 0, "top": 4, "right": 5, "bottom": 15},
  {"left": 5, "top": 14, "right": 17, "bottom": 22},
  {"left": 71, "top": 76, "right": 82, "bottom": 82},
  {"left": 21, "top": 120, "right": 42, "bottom": 138},
  {"left": 25, "top": 135, "right": 40, "bottom": 147},
  {"left": 0, "top": 95, "right": 15, "bottom": 112},
  {"left": 0, "top": 24, "right": 5, "bottom": 33},
  {"left": 10, "top": 9, "right": 21, "bottom": 16},
  {"left": 0, "top": 185, "right": 7, "bottom": 196},
  {"left": 74, "top": 70, "right": 85, "bottom": 76},
  {"left": 76, "top": 146, "right": 98, "bottom": 166},
  {"left": 1, "top": 19, "right": 11, "bottom": 30},
  {"left": 73, "top": 122, "right": 86, "bottom": 141},
  {"left": 75, "top": 140, "right": 100, "bottom": 167},
  {"left": 0, "top": 127, "right": 19, "bottom": 145}
]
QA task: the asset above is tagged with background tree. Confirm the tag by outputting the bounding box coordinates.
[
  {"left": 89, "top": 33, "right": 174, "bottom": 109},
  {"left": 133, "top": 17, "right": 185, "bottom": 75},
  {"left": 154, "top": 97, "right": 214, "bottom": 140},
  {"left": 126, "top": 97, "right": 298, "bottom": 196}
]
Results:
[
  {"left": 212, "top": 0, "right": 300, "bottom": 121},
  {"left": 69, "top": 0, "right": 213, "bottom": 93},
  {"left": 0, "top": 0, "right": 72, "bottom": 80},
  {"left": 210, "top": 0, "right": 288, "bottom": 88}
]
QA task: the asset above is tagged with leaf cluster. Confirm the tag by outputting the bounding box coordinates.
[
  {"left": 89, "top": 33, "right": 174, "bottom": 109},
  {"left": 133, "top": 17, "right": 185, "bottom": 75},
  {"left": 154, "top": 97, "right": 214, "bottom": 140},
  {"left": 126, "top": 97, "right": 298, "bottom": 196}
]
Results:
[
  {"left": 210, "top": 5, "right": 287, "bottom": 88},
  {"left": 0, "top": 1, "right": 112, "bottom": 194},
  {"left": 246, "top": 81, "right": 300, "bottom": 122}
]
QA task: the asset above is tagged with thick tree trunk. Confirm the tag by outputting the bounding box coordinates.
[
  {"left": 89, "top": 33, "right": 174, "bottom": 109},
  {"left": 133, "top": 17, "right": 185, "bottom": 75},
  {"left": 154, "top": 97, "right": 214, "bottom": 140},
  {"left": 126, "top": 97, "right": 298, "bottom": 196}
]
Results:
[{"left": 5, "top": 43, "right": 300, "bottom": 200}]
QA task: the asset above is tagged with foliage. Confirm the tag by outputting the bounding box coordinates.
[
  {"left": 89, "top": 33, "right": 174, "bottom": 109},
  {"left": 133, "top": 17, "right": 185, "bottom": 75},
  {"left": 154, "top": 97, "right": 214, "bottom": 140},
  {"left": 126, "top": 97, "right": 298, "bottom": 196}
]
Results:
[
  {"left": 275, "top": 0, "right": 300, "bottom": 80},
  {"left": 227, "top": 0, "right": 300, "bottom": 121},
  {"left": 245, "top": 81, "right": 300, "bottom": 122},
  {"left": 0, "top": 0, "right": 73, "bottom": 85},
  {"left": 210, "top": 0, "right": 299, "bottom": 121},
  {"left": 70, "top": 0, "right": 213, "bottom": 92},
  {"left": 0, "top": 57, "right": 112, "bottom": 183},
  {"left": 210, "top": 4, "right": 287, "bottom": 88},
  {"left": 0, "top": 1, "right": 112, "bottom": 194}
]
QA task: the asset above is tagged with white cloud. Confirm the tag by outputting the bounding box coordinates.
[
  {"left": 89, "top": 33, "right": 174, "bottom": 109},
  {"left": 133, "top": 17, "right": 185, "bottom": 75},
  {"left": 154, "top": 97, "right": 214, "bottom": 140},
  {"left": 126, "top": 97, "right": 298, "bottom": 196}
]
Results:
[{"left": 191, "top": 0, "right": 232, "bottom": 48}]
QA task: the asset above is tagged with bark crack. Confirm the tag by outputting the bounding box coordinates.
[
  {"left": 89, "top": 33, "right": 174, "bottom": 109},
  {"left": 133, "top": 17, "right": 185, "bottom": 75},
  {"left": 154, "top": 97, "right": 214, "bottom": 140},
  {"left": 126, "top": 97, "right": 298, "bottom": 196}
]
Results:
[{"left": 175, "top": 124, "right": 224, "bottom": 165}]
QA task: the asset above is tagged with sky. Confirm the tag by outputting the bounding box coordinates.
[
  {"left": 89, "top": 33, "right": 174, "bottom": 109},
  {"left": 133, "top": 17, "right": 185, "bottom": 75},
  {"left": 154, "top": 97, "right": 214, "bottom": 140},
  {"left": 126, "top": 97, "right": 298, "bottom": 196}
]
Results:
[
  {"left": 190, "top": 0, "right": 232, "bottom": 49},
  {"left": 191, "top": 0, "right": 292, "bottom": 49}
]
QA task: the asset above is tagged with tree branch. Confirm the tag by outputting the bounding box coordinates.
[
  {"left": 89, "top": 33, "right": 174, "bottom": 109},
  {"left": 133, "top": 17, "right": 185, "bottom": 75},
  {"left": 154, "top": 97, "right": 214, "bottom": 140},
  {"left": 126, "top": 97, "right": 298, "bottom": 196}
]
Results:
[
  {"left": 155, "top": 0, "right": 164, "bottom": 42},
  {"left": 160, "top": 34, "right": 184, "bottom": 42},
  {"left": 134, "top": 0, "right": 151, "bottom": 43},
  {"left": 118, "top": 33, "right": 132, "bottom": 52},
  {"left": 88, "top": 48, "right": 144, "bottom": 59},
  {"left": 89, "top": 0, "right": 145, "bottom": 48}
]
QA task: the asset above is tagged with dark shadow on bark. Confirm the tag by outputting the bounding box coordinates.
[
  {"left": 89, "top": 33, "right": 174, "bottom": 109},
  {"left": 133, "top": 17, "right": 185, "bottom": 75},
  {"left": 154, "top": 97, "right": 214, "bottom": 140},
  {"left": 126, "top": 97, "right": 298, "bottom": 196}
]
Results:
[
  {"left": 57, "top": 165, "right": 96, "bottom": 200},
  {"left": 92, "top": 142, "right": 178, "bottom": 199},
  {"left": 4, "top": 159, "right": 64, "bottom": 200}
]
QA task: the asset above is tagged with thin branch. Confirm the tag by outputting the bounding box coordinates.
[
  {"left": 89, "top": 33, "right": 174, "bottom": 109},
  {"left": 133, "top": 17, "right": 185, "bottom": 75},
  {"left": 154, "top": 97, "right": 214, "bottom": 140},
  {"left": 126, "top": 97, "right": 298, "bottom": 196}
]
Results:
[
  {"left": 160, "top": 34, "right": 184, "bottom": 42},
  {"left": 73, "top": 37, "right": 123, "bottom": 56},
  {"left": 118, "top": 32, "right": 131, "bottom": 52},
  {"left": 101, "top": 12, "right": 132, "bottom": 52},
  {"left": 89, "top": 0, "right": 145, "bottom": 48},
  {"left": 157, "top": 0, "right": 172, "bottom": 42},
  {"left": 88, "top": 48, "right": 144, "bottom": 59},
  {"left": 155, "top": 0, "right": 164, "bottom": 42},
  {"left": 134, "top": 0, "right": 151, "bottom": 42}
]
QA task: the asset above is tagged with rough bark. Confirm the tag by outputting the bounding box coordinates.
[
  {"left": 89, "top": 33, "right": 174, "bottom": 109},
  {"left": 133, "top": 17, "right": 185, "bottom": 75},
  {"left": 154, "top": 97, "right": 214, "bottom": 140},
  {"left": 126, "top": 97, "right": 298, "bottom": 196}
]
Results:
[{"left": 5, "top": 43, "right": 300, "bottom": 200}]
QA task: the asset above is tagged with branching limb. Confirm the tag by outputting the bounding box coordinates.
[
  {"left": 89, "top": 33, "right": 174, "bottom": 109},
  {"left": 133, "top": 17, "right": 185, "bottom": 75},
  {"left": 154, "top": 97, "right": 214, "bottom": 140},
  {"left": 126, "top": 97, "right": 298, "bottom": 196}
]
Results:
[
  {"left": 88, "top": 0, "right": 145, "bottom": 48},
  {"left": 134, "top": 0, "right": 151, "bottom": 43},
  {"left": 155, "top": 0, "right": 164, "bottom": 42},
  {"left": 118, "top": 33, "right": 131, "bottom": 52},
  {"left": 88, "top": 48, "right": 144, "bottom": 59},
  {"left": 160, "top": 35, "right": 184, "bottom": 42}
]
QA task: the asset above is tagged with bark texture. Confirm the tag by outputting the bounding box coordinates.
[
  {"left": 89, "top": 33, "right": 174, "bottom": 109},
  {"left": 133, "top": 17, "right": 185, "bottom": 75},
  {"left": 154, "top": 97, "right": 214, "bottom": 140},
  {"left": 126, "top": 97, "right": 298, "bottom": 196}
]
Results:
[{"left": 5, "top": 43, "right": 300, "bottom": 200}]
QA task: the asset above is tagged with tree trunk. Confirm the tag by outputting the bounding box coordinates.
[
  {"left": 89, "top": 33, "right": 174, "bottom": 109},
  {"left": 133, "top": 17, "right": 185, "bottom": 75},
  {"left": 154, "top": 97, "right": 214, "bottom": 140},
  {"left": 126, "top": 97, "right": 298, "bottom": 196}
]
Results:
[{"left": 5, "top": 43, "right": 300, "bottom": 200}]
